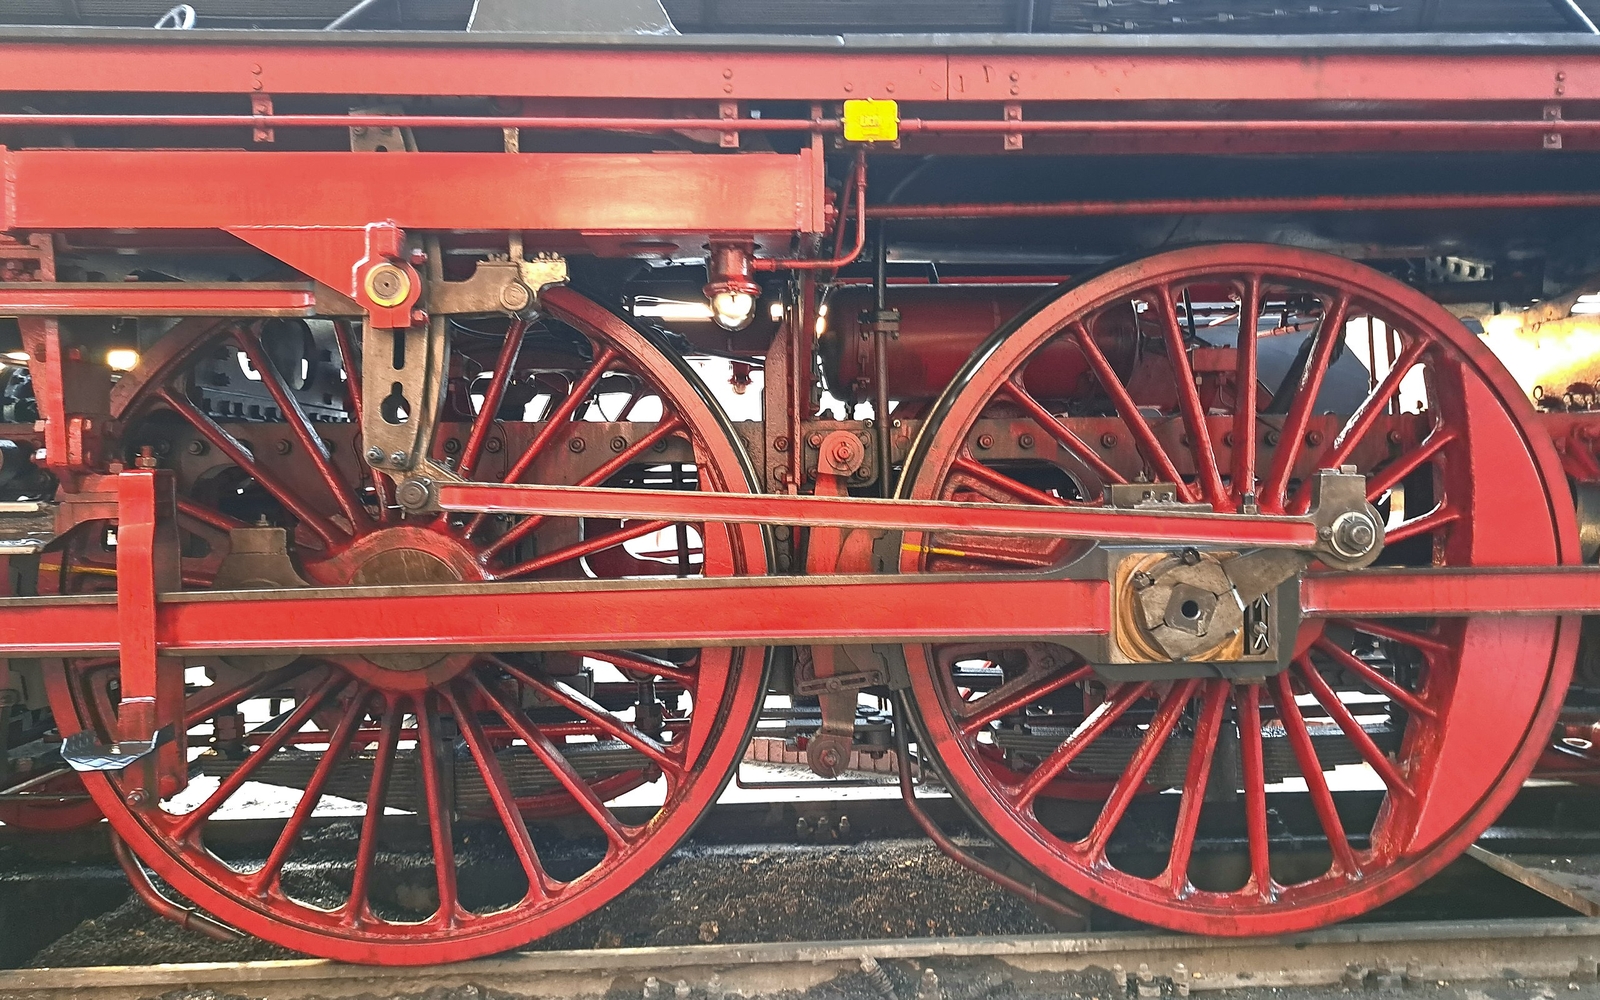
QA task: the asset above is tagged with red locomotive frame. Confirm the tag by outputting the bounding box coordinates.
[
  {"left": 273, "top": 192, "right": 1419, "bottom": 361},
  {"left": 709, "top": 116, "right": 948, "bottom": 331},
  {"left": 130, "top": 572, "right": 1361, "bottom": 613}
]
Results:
[{"left": 3, "top": 27, "right": 1600, "bottom": 963}]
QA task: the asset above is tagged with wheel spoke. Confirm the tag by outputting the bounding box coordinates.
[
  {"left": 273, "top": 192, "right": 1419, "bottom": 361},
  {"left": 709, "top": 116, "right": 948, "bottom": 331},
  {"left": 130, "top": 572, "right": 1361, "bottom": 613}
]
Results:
[
  {"left": 343, "top": 699, "right": 401, "bottom": 925},
  {"left": 1313, "top": 634, "right": 1435, "bottom": 717},
  {"left": 1268, "top": 672, "right": 1357, "bottom": 876},
  {"left": 1290, "top": 336, "right": 1429, "bottom": 513},
  {"left": 958, "top": 663, "right": 1094, "bottom": 736},
  {"left": 155, "top": 386, "right": 347, "bottom": 547},
  {"left": 468, "top": 673, "right": 637, "bottom": 851},
  {"left": 1163, "top": 679, "right": 1229, "bottom": 896},
  {"left": 1260, "top": 293, "right": 1351, "bottom": 512},
  {"left": 235, "top": 326, "right": 368, "bottom": 529},
  {"left": 491, "top": 656, "right": 682, "bottom": 780},
  {"left": 1364, "top": 426, "right": 1455, "bottom": 504},
  {"left": 1294, "top": 656, "right": 1412, "bottom": 797},
  {"left": 1071, "top": 321, "right": 1195, "bottom": 501},
  {"left": 479, "top": 416, "right": 684, "bottom": 563},
  {"left": 183, "top": 660, "right": 315, "bottom": 726},
  {"left": 439, "top": 682, "right": 553, "bottom": 901},
  {"left": 569, "top": 650, "right": 691, "bottom": 688},
  {"left": 1382, "top": 501, "right": 1460, "bottom": 545},
  {"left": 1236, "top": 683, "right": 1276, "bottom": 900},
  {"left": 1231, "top": 277, "right": 1261, "bottom": 505},
  {"left": 951, "top": 455, "right": 1069, "bottom": 507},
  {"left": 1080, "top": 678, "right": 1200, "bottom": 864},
  {"left": 171, "top": 672, "right": 347, "bottom": 840},
  {"left": 177, "top": 498, "right": 245, "bottom": 533},
  {"left": 1153, "top": 288, "right": 1227, "bottom": 507},
  {"left": 415, "top": 693, "right": 463, "bottom": 925},
  {"left": 1017, "top": 681, "right": 1152, "bottom": 806},
  {"left": 459, "top": 318, "right": 528, "bottom": 479},
  {"left": 246, "top": 688, "right": 368, "bottom": 894},
  {"left": 999, "top": 381, "right": 1127, "bottom": 487},
  {"left": 331, "top": 320, "right": 364, "bottom": 422},
  {"left": 491, "top": 519, "right": 674, "bottom": 581}
]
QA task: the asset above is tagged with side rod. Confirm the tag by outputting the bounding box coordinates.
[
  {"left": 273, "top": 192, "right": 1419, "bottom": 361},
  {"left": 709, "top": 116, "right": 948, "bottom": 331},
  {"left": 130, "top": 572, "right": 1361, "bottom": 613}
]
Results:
[{"left": 432, "top": 481, "right": 1321, "bottom": 550}]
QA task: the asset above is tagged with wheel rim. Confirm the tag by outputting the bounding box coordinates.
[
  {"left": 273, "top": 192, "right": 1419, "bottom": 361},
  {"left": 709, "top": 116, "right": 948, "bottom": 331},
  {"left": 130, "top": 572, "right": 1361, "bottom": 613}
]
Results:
[
  {"left": 45, "top": 288, "right": 767, "bottom": 963},
  {"left": 897, "top": 243, "right": 1579, "bottom": 934}
]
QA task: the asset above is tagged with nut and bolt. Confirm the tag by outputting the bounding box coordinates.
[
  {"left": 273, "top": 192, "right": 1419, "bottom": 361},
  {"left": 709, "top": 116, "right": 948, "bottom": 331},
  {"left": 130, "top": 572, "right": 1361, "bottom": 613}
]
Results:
[
  {"left": 366, "top": 446, "right": 386, "bottom": 465},
  {"left": 486, "top": 437, "right": 503, "bottom": 453},
  {"left": 1306, "top": 430, "right": 1323, "bottom": 447},
  {"left": 443, "top": 438, "right": 461, "bottom": 455},
  {"left": 1265, "top": 429, "right": 1281, "bottom": 446},
  {"left": 134, "top": 445, "right": 158, "bottom": 469},
  {"left": 389, "top": 451, "right": 406, "bottom": 466},
  {"left": 808, "top": 431, "right": 825, "bottom": 447},
  {"left": 187, "top": 439, "right": 209, "bottom": 456},
  {"left": 1328, "top": 510, "right": 1379, "bottom": 559},
  {"left": 830, "top": 440, "right": 856, "bottom": 466},
  {"left": 124, "top": 789, "right": 147, "bottom": 808},
  {"left": 1018, "top": 432, "right": 1035, "bottom": 449},
  {"left": 276, "top": 439, "right": 293, "bottom": 455},
  {"left": 774, "top": 436, "right": 790, "bottom": 452},
  {"left": 611, "top": 436, "right": 629, "bottom": 453},
  {"left": 1101, "top": 432, "right": 1118, "bottom": 449},
  {"left": 1131, "top": 571, "right": 1156, "bottom": 590},
  {"left": 1181, "top": 547, "right": 1202, "bottom": 565},
  {"left": 976, "top": 433, "right": 994, "bottom": 450},
  {"left": 569, "top": 437, "right": 586, "bottom": 453}
]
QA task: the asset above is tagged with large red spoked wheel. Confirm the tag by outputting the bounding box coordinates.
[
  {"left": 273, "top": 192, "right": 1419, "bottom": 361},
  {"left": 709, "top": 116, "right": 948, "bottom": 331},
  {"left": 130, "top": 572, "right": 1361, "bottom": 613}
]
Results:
[
  {"left": 45, "top": 287, "right": 767, "bottom": 963},
  {"left": 897, "top": 243, "right": 1579, "bottom": 935}
]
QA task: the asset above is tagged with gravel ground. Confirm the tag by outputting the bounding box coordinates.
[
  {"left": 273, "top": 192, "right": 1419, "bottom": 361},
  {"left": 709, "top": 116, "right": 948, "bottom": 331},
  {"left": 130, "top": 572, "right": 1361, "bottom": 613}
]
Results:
[
  {"left": 125, "top": 964, "right": 1600, "bottom": 1000},
  {"left": 26, "top": 839, "right": 1062, "bottom": 968}
]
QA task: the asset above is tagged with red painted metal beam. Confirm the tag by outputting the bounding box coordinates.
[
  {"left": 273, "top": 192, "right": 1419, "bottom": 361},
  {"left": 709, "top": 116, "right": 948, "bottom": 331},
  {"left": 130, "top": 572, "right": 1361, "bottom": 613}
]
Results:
[
  {"left": 0, "top": 42, "right": 1598, "bottom": 105},
  {"left": 3, "top": 566, "right": 1600, "bottom": 660},
  {"left": 0, "top": 281, "right": 317, "bottom": 317},
  {"left": 0, "top": 149, "right": 825, "bottom": 235},
  {"left": 434, "top": 481, "right": 1322, "bottom": 549},
  {"left": 0, "top": 575, "right": 1112, "bottom": 657},
  {"left": 1300, "top": 567, "right": 1600, "bottom": 618}
]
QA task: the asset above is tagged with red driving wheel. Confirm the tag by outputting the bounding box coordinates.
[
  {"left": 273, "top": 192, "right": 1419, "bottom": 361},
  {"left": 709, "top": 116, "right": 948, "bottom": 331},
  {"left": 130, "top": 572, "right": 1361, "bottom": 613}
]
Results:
[
  {"left": 897, "top": 244, "right": 1579, "bottom": 934},
  {"left": 45, "top": 287, "right": 768, "bottom": 963}
]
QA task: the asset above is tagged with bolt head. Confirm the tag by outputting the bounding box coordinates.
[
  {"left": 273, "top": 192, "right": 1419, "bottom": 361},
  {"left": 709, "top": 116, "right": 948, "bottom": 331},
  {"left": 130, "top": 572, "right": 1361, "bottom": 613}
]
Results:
[
  {"left": 1100, "top": 433, "right": 1118, "bottom": 449},
  {"left": 976, "top": 433, "right": 994, "bottom": 450},
  {"left": 389, "top": 451, "right": 407, "bottom": 466},
  {"left": 366, "top": 447, "right": 386, "bottom": 465},
  {"left": 569, "top": 437, "right": 586, "bottom": 453},
  {"left": 395, "top": 477, "right": 434, "bottom": 510},
  {"left": 124, "top": 789, "right": 146, "bottom": 807},
  {"left": 610, "top": 436, "right": 628, "bottom": 453},
  {"left": 1018, "top": 433, "right": 1035, "bottom": 449}
]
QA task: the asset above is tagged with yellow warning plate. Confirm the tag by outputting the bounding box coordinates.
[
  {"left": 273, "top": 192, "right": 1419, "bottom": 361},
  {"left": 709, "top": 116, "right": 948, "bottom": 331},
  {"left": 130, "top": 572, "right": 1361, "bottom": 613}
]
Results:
[{"left": 843, "top": 99, "right": 899, "bottom": 142}]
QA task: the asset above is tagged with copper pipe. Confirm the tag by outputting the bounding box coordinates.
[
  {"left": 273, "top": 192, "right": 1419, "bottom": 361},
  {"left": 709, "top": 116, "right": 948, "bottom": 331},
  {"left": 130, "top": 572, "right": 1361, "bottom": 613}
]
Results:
[
  {"left": 891, "top": 694, "right": 1083, "bottom": 920},
  {"left": 754, "top": 148, "right": 868, "bottom": 272},
  {"left": 109, "top": 829, "right": 242, "bottom": 943},
  {"left": 867, "top": 190, "right": 1600, "bottom": 221}
]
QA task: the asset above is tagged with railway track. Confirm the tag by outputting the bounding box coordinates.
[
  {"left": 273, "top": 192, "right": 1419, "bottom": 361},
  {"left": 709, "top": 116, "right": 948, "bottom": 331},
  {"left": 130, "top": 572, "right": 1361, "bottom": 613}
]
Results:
[{"left": 4, "top": 917, "right": 1600, "bottom": 1000}]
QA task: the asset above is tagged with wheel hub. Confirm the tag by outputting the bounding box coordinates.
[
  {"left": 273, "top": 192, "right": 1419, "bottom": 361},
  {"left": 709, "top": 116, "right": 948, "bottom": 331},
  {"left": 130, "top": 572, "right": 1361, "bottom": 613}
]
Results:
[{"left": 306, "top": 525, "right": 490, "bottom": 681}]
